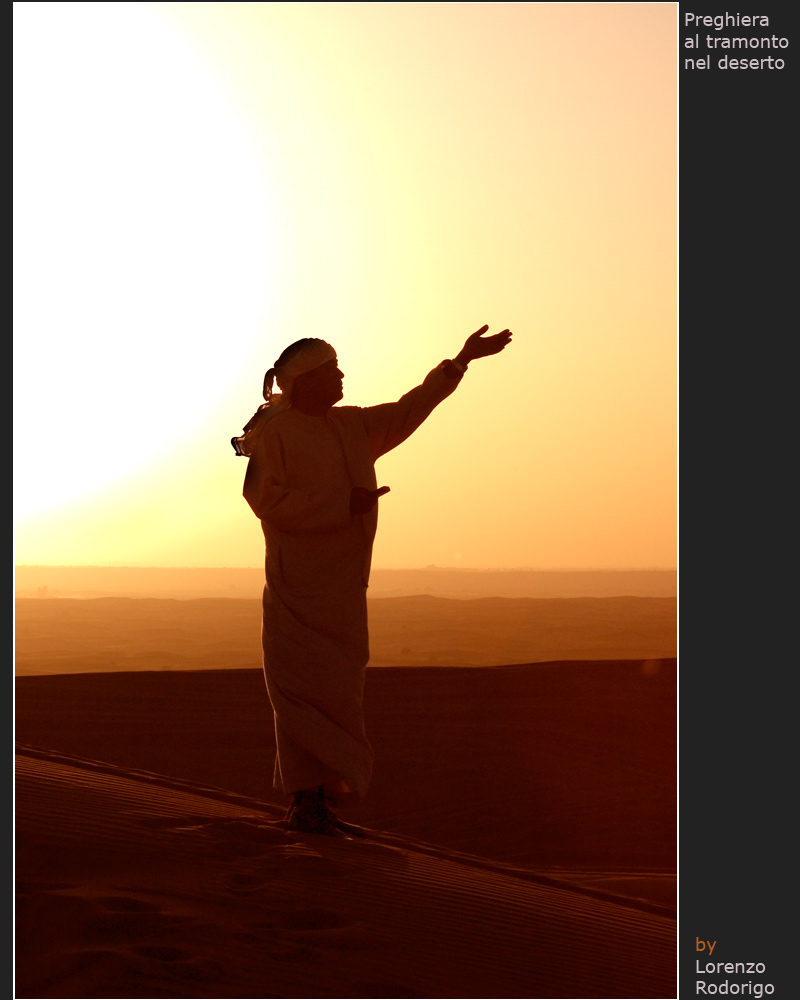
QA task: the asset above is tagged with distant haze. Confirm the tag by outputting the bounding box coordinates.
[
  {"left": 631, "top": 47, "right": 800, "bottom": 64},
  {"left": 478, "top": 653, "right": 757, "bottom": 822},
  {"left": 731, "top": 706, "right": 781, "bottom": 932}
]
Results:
[{"left": 15, "top": 566, "right": 676, "bottom": 601}]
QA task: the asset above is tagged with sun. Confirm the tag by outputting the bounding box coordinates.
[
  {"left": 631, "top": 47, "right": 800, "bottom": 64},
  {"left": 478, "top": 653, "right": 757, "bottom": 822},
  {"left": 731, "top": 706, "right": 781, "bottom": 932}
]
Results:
[{"left": 13, "top": 2, "right": 276, "bottom": 519}]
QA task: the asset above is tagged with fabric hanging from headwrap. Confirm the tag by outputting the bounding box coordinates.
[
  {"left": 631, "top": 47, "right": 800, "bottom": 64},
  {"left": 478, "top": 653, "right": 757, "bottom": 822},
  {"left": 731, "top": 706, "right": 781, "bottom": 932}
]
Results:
[{"left": 231, "top": 339, "right": 337, "bottom": 456}]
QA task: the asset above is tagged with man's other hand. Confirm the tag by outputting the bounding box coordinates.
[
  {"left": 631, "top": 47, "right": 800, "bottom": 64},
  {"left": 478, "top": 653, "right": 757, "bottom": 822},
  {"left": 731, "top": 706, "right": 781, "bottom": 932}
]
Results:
[{"left": 350, "top": 486, "right": 391, "bottom": 515}]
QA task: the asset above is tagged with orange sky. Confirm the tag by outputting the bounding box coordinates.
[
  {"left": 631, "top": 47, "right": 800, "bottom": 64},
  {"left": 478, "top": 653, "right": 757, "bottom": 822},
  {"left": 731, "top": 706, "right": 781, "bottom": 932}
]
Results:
[{"left": 13, "top": 2, "right": 677, "bottom": 569}]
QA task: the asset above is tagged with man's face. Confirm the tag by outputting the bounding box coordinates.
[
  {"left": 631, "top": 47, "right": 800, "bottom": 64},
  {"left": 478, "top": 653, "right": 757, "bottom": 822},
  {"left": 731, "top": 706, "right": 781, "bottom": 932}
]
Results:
[{"left": 293, "top": 358, "right": 344, "bottom": 409}]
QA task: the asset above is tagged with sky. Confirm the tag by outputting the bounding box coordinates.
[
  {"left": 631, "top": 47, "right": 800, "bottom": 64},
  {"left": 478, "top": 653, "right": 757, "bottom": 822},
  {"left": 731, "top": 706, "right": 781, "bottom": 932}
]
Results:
[{"left": 13, "top": 2, "right": 677, "bottom": 570}]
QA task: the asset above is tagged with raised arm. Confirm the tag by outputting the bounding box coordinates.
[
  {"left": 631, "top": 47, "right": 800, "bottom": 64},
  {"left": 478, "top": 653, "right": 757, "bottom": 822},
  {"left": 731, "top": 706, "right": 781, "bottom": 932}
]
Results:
[{"left": 363, "top": 325, "right": 513, "bottom": 460}]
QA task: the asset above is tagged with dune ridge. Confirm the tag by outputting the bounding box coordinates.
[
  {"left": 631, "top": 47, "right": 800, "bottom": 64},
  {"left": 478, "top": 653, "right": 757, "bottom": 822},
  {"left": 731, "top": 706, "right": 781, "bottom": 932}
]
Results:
[
  {"left": 16, "top": 588, "right": 676, "bottom": 997},
  {"left": 16, "top": 746, "right": 675, "bottom": 999}
]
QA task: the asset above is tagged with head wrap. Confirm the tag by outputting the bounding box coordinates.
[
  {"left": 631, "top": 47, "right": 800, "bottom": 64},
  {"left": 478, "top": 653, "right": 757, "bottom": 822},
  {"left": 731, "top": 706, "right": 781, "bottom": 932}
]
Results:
[
  {"left": 231, "top": 339, "right": 337, "bottom": 456},
  {"left": 269, "top": 339, "right": 337, "bottom": 405}
]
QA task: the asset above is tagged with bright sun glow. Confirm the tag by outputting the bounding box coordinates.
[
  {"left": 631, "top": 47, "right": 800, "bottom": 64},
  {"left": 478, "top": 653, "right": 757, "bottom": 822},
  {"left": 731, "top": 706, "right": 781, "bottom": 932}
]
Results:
[
  {"left": 14, "top": 2, "right": 275, "bottom": 517},
  {"left": 14, "top": 3, "right": 676, "bottom": 569}
]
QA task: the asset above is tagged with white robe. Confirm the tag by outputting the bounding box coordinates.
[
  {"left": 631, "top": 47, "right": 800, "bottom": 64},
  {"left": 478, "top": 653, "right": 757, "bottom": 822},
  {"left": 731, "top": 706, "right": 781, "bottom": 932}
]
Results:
[{"left": 243, "top": 363, "right": 461, "bottom": 805}]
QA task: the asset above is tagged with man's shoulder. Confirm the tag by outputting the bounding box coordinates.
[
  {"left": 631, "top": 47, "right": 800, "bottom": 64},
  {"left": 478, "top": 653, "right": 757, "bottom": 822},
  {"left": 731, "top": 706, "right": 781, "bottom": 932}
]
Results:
[
  {"left": 330, "top": 405, "right": 366, "bottom": 424},
  {"left": 329, "top": 405, "right": 371, "bottom": 441},
  {"left": 257, "top": 408, "right": 291, "bottom": 439},
  {"left": 260, "top": 406, "right": 366, "bottom": 441},
  {"left": 258, "top": 405, "right": 368, "bottom": 432}
]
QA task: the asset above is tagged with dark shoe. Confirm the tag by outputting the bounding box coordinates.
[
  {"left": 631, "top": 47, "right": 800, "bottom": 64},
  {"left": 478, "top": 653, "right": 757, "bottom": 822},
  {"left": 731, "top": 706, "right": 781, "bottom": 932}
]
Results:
[
  {"left": 287, "top": 787, "right": 350, "bottom": 838},
  {"left": 318, "top": 787, "right": 368, "bottom": 838}
]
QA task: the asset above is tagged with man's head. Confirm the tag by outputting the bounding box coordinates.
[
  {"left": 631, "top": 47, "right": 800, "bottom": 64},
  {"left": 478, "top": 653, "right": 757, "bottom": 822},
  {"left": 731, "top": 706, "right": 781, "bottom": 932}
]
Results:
[
  {"left": 291, "top": 357, "right": 344, "bottom": 412},
  {"left": 265, "top": 338, "right": 343, "bottom": 415}
]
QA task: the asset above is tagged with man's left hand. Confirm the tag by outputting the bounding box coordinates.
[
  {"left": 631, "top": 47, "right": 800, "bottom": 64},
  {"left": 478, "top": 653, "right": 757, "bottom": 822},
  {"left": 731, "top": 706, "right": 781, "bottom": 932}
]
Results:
[{"left": 457, "top": 325, "right": 513, "bottom": 364}]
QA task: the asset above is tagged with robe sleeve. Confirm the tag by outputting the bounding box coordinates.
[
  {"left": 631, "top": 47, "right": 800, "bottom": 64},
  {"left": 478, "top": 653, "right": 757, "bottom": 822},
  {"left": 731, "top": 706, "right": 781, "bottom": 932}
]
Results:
[
  {"left": 243, "top": 425, "right": 353, "bottom": 534},
  {"left": 363, "top": 361, "right": 463, "bottom": 461}
]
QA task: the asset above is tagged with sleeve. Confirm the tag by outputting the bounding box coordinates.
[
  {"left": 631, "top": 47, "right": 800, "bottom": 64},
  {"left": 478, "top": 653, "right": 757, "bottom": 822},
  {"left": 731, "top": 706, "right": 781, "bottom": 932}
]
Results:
[
  {"left": 363, "top": 361, "right": 463, "bottom": 461},
  {"left": 242, "top": 426, "right": 353, "bottom": 534}
]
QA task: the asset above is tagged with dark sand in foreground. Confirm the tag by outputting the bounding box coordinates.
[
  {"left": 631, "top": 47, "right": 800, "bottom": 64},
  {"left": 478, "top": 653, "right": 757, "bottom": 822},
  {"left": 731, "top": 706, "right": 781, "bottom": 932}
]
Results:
[{"left": 15, "top": 597, "right": 676, "bottom": 998}]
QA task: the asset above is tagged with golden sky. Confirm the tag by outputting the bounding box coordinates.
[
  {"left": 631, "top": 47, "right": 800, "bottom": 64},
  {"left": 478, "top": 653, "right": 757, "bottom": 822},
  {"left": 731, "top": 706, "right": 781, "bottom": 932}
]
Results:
[{"left": 13, "top": 2, "right": 676, "bottom": 570}]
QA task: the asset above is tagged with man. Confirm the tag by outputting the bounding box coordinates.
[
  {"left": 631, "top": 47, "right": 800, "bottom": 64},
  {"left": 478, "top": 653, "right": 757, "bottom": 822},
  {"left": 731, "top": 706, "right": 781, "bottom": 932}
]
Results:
[{"left": 234, "top": 324, "right": 512, "bottom": 836}]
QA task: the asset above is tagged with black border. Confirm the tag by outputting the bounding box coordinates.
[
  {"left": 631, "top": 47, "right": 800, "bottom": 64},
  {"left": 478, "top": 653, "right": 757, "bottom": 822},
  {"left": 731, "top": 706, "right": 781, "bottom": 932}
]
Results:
[{"left": 678, "top": 4, "right": 794, "bottom": 995}]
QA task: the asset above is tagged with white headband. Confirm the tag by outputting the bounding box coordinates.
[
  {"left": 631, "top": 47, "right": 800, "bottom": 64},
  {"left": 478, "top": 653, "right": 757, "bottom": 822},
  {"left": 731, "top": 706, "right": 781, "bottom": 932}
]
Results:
[{"left": 273, "top": 340, "right": 337, "bottom": 400}]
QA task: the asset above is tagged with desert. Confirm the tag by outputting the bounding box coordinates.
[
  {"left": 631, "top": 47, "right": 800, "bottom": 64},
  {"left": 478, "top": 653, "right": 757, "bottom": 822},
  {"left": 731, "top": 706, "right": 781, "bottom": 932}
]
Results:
[
  {"left": 15, "top": 571, "right": 676, "bottom": 998},
  {"left": 15, "top": 3, "right": 679, "bottom": 995}
]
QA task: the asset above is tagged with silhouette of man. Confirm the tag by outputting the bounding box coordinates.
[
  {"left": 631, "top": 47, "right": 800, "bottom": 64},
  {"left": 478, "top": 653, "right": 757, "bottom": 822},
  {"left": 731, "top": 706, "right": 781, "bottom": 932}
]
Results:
[{"left": 234, "top": 325, "right": 512, "bottom": 836}]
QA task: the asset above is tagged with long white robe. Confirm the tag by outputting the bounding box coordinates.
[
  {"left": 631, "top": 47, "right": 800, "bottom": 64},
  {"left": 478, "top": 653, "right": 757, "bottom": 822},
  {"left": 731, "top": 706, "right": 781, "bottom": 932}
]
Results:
[{"left": 243, "top": 363, "right": 461, "bottom": 805}]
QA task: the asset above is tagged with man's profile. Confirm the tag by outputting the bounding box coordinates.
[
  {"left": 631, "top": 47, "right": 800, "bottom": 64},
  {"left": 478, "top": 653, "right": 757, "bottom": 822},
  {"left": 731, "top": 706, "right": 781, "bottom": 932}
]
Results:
[{"left": 233, "top": 325, "right": 512, "bottom": 836}]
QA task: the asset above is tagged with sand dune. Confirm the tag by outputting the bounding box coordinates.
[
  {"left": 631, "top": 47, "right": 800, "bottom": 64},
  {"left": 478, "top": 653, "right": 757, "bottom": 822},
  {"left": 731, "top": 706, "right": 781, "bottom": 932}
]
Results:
[
  {"left": 15, "top": 663, "right": 676, "bottom": 998},
  {"left": 14, "top": 595, "right": 676, "bottom": 675},
  {"left": 16, "top": 745, "right": 674, "bottom": 999}
]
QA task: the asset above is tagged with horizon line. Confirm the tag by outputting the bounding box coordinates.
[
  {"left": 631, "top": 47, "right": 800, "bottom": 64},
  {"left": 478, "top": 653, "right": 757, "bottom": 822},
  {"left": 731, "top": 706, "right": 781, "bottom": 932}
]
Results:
[{"left": 15, "top": 563, "right": 678, "bottom": 572}]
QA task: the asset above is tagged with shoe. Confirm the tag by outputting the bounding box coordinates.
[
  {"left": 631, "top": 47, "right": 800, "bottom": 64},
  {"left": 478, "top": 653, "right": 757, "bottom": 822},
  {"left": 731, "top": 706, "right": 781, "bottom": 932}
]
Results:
[
  {"left": 286, "top": 787, "right": 350, "bottom": 838},
  {"left": 319, "top": 788, "right": 368, "bottom": 838}
]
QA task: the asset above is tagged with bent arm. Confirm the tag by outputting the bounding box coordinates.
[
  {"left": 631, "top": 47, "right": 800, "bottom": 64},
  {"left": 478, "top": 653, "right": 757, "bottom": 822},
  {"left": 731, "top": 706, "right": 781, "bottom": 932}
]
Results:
[{"left": 243, "top": 433, "right": 352, "bottom": 534}]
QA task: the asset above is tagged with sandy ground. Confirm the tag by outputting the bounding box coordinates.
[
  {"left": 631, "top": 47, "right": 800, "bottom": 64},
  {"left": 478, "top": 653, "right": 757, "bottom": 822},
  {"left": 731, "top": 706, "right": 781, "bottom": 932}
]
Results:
[
  {"left": 14, "top": 595, "right": 677, "bottom": 674},
  {"left": 15, "top": 598, "right": 676, "bottom": 998}
]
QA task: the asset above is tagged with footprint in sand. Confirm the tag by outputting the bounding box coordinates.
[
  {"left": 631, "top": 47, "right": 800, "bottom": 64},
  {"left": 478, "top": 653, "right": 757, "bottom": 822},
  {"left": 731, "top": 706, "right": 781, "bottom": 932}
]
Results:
[
  {"left": 16, "top": 889, "right": 96, "bottom": 948},
  {"left": 15, "top": 881, "right": 75, "bottom": 894},
  {"left": 92, "top": 896, "right": 227, "bottom": 984},
  {"left": 96, "top": 895, "right": 160, "bottom": 913},
  {"left": 256, "top": 907, "right": 345, "bottom": 931},
  {"left": 227, "top": 871, "right": 267, "bottom": 895},
  {"left": 351, "top": 985, "right": 429, "bottom": 999},
  {"left": 131, "top": 944, "right": 189, "bottom": 962},
  {"left": 254, "top": 905, "right": 391, "bottom": 952}
]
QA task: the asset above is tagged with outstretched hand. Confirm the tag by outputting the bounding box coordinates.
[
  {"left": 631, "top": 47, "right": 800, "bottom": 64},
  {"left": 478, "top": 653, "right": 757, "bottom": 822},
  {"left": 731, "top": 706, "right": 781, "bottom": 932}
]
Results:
[
  {"left": 350, "top": 485, "right": 391, "bottom": 515},
  {"left": 456, "top": 325, "right": 513, "bottom": 365}
]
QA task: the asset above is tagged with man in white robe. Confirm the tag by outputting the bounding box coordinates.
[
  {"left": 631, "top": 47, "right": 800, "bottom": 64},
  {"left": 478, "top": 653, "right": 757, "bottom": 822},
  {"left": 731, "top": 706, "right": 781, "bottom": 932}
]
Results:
[{"left": 236, "top": 325, "right": 512, "bottom": 836}]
